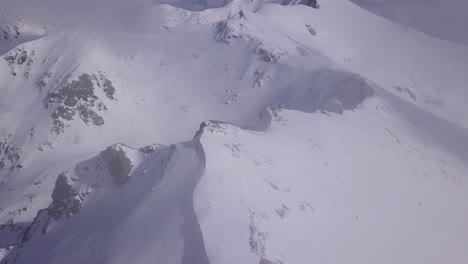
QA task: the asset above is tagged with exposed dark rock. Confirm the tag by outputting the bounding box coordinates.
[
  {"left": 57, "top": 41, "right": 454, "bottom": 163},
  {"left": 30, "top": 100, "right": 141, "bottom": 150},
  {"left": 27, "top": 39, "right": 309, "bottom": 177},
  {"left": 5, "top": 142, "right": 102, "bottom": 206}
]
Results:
[
  {"left": 48, "top": 74, "right": 97, "bottom": 105},
  {"left": 4, "top": 52, "right": 17, "bottom": 66},
  {"left": 51, "top": 173, "right": 76, "bottom": 204},
  {"left": 46, "top": 73, "right": 116, "bottom": 134},
  {"left": 0, "top": 218, "right": 28, "bottom": 253},
  {"left": 17, "top": 50, "right": 28, "bottom": 65},
  {"left": 0, "top": 137, "right": 22, "bottom": 170},
  {"left": 216, "top": 21, "right": 239, "bottom": 44},
  {"left": 394, "top": 86, "right": 417, "bottom": 101},
  {"left": 215, "top": 21, "right": 251, "bottom": 44},
  {"left": 17, "top": 172, "right": 90, "bottom": 246},
  {"left": 99, "top": 73, "right": 116, "bottom": 100},
  {"left": 305, "top": 24, "right": 316, "bottom": 36},
  {"left": 51, "top": 119, "right": 67, "bottom": 135},
  {"left": 253, "top": 45, "right": 281, "bottom": 64},
  {"left": 424, "top": 97, "right": 444, "bottom": 108},
  {"left": 36, "top": 72, "right": 53, "bottom": 91},
  {"left": 0, "top": 24, "right": 20, "bottom": 43},
  {"left": 302, "top": 0, "right": 319, "bottom": 8},
  {"left": 52, "top": 106, "right": 75, "bottom": 121},
  {"left": 78, "top": 107, "right": 105, "bottom": 126},
  {"left": 100, "top": 145, "right": 133, "bottom": 186},
  {"left": 2, "top": 29, "right": 9, "bottom": 41},
  {"left": 3, "top": 48, "right": 35, "bottom": 76},
  {"left": 21, "top": 209, "right": 50, "bottom": 243},
  {"left": 139, "top": 144, "right": 165, "bottom": 156},
  {"left": 275, "top": 204, "right": 290, "bottom": 219},
  {"left": 48, "top": 172, "right": 84, "bottom": 220}
]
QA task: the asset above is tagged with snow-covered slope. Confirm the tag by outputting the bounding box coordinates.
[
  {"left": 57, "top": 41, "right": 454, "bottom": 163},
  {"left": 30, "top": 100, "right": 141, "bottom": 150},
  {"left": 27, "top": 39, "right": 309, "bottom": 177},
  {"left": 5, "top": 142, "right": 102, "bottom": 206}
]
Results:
[
  {"left": 0, "top": 0, "right": 467, "bottom": 263},
  {"left": 197, "top": 105, "right": 468, "bottom": 264},
  {"left": 0, "top": 13, "right": 48, "bottom": 56}
]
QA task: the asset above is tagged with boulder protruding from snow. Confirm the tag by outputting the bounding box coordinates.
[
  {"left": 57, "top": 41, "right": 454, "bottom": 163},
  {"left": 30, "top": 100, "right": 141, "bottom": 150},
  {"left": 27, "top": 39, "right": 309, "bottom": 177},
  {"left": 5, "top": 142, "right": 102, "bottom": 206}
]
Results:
[
  {"left": 99, "top": 144, "right": 135, "bottom": 186},
  {"left": 19, "top": 172, "right": 88, "bottom": 245},
  {"left": 48, "top": 172, "right": 85, "bottom": 220},
  {"left": 0, "top": 137, "right": 22, "bottom": 171}
]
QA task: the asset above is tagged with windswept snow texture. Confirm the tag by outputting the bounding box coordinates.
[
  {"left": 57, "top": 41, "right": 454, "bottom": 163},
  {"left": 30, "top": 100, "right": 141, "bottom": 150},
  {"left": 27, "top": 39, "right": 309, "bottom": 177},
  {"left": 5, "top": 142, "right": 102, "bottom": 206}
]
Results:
[
  {"left": 196, "top": 105, "right": 468, "bottom": 264},
  {"left": 0, "top": 0, "right": 468, "bottom": 263}
]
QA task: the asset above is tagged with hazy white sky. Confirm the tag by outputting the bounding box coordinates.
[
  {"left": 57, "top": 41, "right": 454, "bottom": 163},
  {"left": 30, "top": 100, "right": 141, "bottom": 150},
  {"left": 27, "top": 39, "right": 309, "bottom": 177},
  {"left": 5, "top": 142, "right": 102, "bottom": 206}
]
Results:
[
  {"left": 0, "top": 0, "right": 150, "bottom": 30},
  {"left": 352, "top": 0, "right": 468, "bottom": 46}
]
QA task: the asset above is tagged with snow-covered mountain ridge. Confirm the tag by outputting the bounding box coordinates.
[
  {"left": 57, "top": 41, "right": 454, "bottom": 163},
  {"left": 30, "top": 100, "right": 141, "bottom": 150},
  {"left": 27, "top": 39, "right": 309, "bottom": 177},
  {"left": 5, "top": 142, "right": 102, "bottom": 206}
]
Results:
[{"left": 0, "top": 0, "right": 467, "bottom": 263}]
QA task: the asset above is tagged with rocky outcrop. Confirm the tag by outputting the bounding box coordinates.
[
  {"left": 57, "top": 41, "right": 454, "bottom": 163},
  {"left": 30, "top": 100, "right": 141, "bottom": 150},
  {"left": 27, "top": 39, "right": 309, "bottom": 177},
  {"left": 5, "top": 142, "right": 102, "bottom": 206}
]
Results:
[
  {"left": 99, "top": 145, "right": 134, "bottom": 186},
  {"left": 0, "top": 21, "right": 20, "bottom": 54},
  {"left": 254, "top": 44, "right": 283, "bottom": 64},
  {"left": 19, "top": 172, "right": 88, "bottom": 246},
  {"left": 48, "top": 172, "right": 86, "bottom": 220},
  {"left": 139, "top": 144, "right": 166, "bottom": 156},
  {"left": 3, "top": 47, "right": 35, "bottom": 77},
  {"left": 13, "top": 142, "right": 161, "bottom": 249},
  {"left": 1, "top": 24, "right": 20, "bottom": 42},
  {"left": 215, "top": 20, "right": 251, "bottom": 45},
  {"left": 303, "top": 0, "right": 319, "bottom": 8},
  {"left": 47, "top": 73, "right": 116, "bottom": 134},
  {"left": 0, "top": 137, "right": 22, "bottom": 171}
]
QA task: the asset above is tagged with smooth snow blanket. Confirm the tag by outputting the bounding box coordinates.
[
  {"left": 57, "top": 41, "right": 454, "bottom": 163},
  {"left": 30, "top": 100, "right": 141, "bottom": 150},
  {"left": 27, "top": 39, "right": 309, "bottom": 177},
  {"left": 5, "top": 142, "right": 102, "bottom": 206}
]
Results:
[{"left": 195, "top": 103, "right": 468, "bottom": 264}]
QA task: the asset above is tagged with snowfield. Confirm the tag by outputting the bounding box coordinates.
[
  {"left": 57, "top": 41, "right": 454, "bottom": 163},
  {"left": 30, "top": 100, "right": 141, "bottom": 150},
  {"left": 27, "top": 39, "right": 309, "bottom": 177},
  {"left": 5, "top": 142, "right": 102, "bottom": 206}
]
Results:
[
  {"left": 0, "top": 0, "right": 467, "bottom": 263},
  {"left": 197, "top": 105, "right": 468, "bottom": 264}
]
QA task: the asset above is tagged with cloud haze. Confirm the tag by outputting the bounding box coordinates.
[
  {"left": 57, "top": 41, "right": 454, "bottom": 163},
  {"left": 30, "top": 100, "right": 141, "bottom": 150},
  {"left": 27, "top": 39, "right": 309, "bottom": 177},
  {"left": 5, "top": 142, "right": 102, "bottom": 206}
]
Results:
[
  {"left": 0, "top": 0, "right": 151, "bottom": 30},
  {"left": 1, "top": 0, "right": 467, "bottom": 46},
  {"left": 352, "top": 0, "right": 468, "bottom": 46}
]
